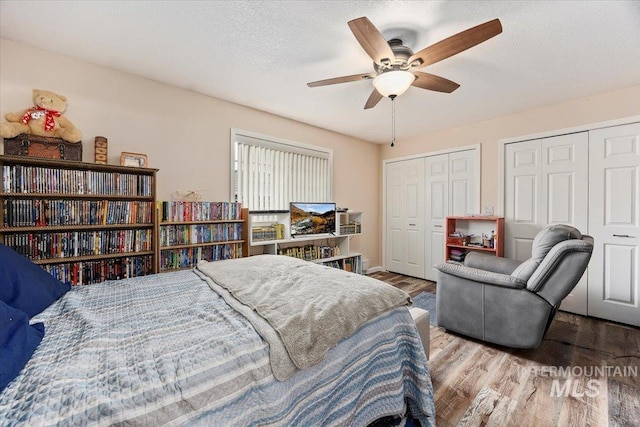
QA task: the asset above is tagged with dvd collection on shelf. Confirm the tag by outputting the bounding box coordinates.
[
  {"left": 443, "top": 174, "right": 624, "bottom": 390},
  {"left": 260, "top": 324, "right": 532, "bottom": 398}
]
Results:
[
  {"left": 43, "top": 255, "right": 155, "bottom": 286},
  {"left": 159, "top": 223, "right": 243, "bottom": 246},
  {"left": 159, "top": 243, "right": 243, "bottom": 271},
  {"left": 4, "top": 229, "right": 153, "bottom": 260},
  {"left": 0, "top": 155, "right": 157, "bottom": 287},
  {"left": 157, "top": 201, "right": 247, "bottom": 272},
  {"left": 322, "top": 255, "right": 361, "bottom": 273},
  {"left": 251, "top": 223, "right": 285, "bottom": 241},
  {"left": 158, "top": 201, "right": 242, "bottom": 222},
  {"left": 3, "top": 200, "right": 153, "bottom": 227},
  {"left": 339, "top": 221, "right": 361, "bottom": 235},
  {"left": 343, "top": 256, "right": 360, "bottom": 273},
  {"left": 278, "top": 243, "right": 341, "bottom": 261},
  {"left": 2, "top": 164, "right": 153, "bottom": 196}
]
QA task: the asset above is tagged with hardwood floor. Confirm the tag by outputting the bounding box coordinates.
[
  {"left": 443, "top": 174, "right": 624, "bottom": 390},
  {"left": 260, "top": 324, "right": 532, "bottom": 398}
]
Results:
[{"left": 368, "top": 271, "right": 640, "bottom": 427}]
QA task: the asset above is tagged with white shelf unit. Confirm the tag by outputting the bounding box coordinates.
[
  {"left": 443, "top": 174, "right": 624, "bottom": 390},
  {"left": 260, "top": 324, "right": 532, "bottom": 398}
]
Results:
[
  {"left": 248, "top": 210, "right": 363, "bottom": 274},
  {"left": 337, "top": 211, "right": 362, "bottom": 236}
]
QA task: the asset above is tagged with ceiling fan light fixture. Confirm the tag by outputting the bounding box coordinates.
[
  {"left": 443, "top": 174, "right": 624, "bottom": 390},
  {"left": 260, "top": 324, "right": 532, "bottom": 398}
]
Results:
[{"left": 373, "top": 70, "right": 415, "bottom": 98}]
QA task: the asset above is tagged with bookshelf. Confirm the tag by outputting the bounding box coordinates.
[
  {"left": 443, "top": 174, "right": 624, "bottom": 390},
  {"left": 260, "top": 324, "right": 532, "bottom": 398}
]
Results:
[
  {"left": 157, "top": 201, "right": 249, "bottom": 272},
  {"left": 0, "top": 154, "right": 157, "bottom": 285},
  {"left": 248, "top": 210, "right": 363, "bottom": 274},
  {"left": 445, "top": 216, "right": 504, "bottom": 262}
]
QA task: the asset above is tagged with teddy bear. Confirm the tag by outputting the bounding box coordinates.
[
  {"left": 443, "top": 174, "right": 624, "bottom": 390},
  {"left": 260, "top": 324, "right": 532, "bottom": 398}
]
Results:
[{"left": 0, "top": 89, "right": 82, "bottom": 143}]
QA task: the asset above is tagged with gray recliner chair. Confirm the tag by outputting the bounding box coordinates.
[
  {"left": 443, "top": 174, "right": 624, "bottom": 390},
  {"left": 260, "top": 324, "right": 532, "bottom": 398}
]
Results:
[{"left": 435, "top": 224, "right": 593, "bottom": 349}]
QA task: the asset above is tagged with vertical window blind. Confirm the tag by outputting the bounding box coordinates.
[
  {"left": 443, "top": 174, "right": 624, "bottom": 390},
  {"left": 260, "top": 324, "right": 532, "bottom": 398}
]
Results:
[{"left": 232, "top": 130, "right": 332, "bottom": 211}]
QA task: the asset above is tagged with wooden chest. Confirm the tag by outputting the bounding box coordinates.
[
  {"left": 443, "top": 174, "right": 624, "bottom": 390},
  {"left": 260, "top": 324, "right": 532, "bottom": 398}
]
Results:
[{"left": 3, "top": 134, "right": 83, "bottom": 161}]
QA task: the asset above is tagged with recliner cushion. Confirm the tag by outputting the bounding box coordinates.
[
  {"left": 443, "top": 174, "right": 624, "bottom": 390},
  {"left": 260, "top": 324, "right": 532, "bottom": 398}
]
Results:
[
  {"left": 510, "top": 259, "right": 539, "bottom": 283},
  {"left": 531, "top": 225, "right": 582, "bottom": 259},
  {"left": 511, "top": 225, "right": 582, "bottom": 283}
]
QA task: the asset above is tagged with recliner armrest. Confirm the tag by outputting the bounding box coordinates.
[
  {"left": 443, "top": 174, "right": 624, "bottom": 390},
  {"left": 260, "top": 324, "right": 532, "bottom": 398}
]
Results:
[
  {"left": 464, "top": 252, "right": 523, "bottom": 275},
  {"left": 435, "top": 262, "right": 527, "bottom": 289}
]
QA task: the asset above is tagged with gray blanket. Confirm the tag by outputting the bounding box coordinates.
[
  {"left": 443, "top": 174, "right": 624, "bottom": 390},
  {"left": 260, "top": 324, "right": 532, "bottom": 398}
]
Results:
[{"left": 195, "top": 255, "right": 411, "bottom": 380}]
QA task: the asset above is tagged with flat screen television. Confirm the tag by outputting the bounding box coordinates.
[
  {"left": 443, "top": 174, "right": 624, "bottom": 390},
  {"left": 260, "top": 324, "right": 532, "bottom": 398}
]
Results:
[{"left": 290, "top": 202, "right": 336, "bottom": 237}]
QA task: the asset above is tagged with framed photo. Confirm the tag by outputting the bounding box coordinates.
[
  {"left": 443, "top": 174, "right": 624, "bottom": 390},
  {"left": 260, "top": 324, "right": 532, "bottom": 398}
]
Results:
[{"left": 120, "top": 152, "right": 148, "bottom": 168}]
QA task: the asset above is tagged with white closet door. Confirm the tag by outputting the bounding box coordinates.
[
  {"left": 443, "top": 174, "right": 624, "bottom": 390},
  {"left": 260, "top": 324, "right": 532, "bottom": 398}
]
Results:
[
  {"left": 386, "top": 161, "right": 405, "bottom": 274},
  {"left": 425, "top": 154, "right": 448, "bottom": 281},
  {"left": 588, "top": 123, "right": 640, "bottom": 327},
  {"left": 423, "top": 149, "right": 480, "bottom": 281},
  {"left": 385, "top": 158, "right": 426, "bottom": 278},
  {"left": 543, "top": 133, "right": 589, "bottom": 314},
  {"left": 505, "top": 133, "right": 588, "bottom": 314},
  {"left": 505, "top": 139, "right": 543, "bottom": 260}
]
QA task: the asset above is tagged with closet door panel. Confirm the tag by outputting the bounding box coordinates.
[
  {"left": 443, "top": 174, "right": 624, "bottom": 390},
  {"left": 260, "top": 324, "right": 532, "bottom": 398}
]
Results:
[
  {"left": 543, "top": 133, "right": 589, "bottom": 314},
  {"left": 588, "top": 123, "right": 640, "bottom": 326},
  {"left": 385, "top": 158, "right": 425, "bottom": 278},
  {"left": 425, "top": 155, "right": 448, "bottom": 281},
  {"left": 514, "top": 175, "right": 538, "bottom": 222},
  {"left": 388, "top": 228, "right": 404, "bottom": 266},
  {"left": 385, "top": 162, "right": 406, "bottom": 274},
  {"left": 449, "top": 150, "right": 479, "bottom": 216},
  {"left": 403, "top": 159, "right": 426, "bottom": 278},
  {"left": 543, "top": 134, "right": 588, "bottom": 229},
  {"left": 505, "top": 139, "right": 541, "bottom": 260},
  {"left": 505, "top": 133, "right": 588, "bottom": 314}
]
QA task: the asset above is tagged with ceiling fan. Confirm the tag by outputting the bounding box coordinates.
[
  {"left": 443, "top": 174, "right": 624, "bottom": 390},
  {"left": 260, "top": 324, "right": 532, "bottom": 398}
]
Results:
[{"left": 307, "top": 17, "right": 503, "bottom": 109}]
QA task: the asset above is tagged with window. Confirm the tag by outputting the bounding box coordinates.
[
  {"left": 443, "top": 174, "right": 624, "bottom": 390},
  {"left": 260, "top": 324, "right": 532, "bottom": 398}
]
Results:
[{"left": 231, "top": 129, "right": 333, "bottom": 211}]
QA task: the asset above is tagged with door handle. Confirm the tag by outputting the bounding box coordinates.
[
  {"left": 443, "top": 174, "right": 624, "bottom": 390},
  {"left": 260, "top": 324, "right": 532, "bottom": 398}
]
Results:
[{"left": 613, "top": 234, "right": 635, "bottom": 238}]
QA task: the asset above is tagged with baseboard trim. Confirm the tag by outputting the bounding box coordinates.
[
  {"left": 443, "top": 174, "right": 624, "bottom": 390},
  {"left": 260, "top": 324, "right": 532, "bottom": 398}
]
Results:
[{"left": 365, "top": 265, "right": 384, "bottom": 274}]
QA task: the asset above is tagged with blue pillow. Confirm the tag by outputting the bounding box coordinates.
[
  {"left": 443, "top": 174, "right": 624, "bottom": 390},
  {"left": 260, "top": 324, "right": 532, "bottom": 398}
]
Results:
[
  {"left": 0, "top": 243, "right": 70, "bottom": 317},
  {"left": 0, "top": 301, "right": 45, "bottom": 392}
]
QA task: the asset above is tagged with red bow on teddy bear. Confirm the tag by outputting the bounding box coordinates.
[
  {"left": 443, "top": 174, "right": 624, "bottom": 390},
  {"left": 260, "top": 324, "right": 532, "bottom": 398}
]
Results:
[{"left": 20, "top": 107, "right": 61, "bottom": 131}]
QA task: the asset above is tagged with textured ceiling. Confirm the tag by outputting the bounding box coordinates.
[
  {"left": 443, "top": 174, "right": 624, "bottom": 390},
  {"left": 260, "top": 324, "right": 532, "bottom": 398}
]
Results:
[{"left": 1, "top": 1, "right": 639, "bottom": 144}]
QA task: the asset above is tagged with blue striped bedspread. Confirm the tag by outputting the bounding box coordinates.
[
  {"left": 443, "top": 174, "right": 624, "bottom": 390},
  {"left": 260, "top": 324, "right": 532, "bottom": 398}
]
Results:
[{"left": 0, "top": 269, "right": 435, "bottom": 426}]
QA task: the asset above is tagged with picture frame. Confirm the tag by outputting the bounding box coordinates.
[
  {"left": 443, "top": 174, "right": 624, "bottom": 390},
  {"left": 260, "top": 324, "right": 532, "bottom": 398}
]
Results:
[{"left": 120, "top": 152, "right": 148, "bottom": 168}]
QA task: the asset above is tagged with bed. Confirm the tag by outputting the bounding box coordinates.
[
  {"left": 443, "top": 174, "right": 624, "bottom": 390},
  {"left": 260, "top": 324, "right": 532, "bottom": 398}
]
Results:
[{"left": 0, "top": 250, "right": 435, "bottom": 426}]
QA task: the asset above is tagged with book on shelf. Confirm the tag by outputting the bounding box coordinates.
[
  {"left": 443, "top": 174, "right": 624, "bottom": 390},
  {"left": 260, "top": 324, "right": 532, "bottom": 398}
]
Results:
[
  {"left": 2, "top": 199, "right": 153, "bottom": 227},
  {"left": 323, "top": 260, "right": 342, "bottom": 269},
  {"left": 158, "top": 201, "right": 242, "bottom": 222},
  {"left": 43, "top": 255, "right": 154, "bottom": 286},
  {"left": 159, "top": 243, "right": 243, "bottom": 271},
  {"left": 251, "top": 223, "right": 285, "bottom": 241},
  {"left": 1, "top": 164, "right": 152, "bottom": 196},
  {"left": 324, "top": 256, "right": 362, "bottom": 274},
  {"left": 340, "top": 221, "right": 361, "bottom": 235},
  {"left": 278, "top": 243, "right": 341, "bottom": 261},
  {"left": 159, "top": 223, "right": 243, "bottom": 246},
  {"left": 3, "top": 229, "right": 153, "bottom": 260}
]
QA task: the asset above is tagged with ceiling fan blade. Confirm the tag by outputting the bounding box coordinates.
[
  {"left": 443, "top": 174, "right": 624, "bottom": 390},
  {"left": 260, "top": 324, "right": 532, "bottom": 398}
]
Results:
[
  {"left": 348, "top": 17, "right": 396, "bottom": 65},
  {"left": 412, "top": 72, "right": 460, "bottom": 93},
  {"left": 408, "top": 18, "right": 502, "bottom": 69},
  {"left": 307, "top": 72, "right": 376, "bottom": 87},
  {"left": 364, "top": 89, "right": 383, "bottom": 109}
]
